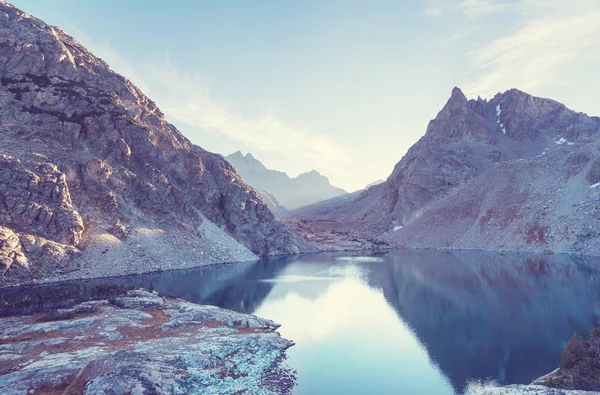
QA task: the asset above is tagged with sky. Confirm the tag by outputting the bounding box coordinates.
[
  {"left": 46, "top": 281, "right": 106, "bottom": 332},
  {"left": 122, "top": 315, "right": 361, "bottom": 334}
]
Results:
[{"left": 10, "top": 0, "right": 600, "bottom": 191}]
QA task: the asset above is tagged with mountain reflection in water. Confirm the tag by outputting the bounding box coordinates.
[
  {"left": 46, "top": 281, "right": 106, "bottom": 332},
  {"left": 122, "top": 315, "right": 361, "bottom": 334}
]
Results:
[{"left": 3, "top": 251, "right": 600, "bottom": 394}]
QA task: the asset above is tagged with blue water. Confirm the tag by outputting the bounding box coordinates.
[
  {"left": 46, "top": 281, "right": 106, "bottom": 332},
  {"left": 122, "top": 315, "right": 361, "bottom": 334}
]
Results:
[{"left": 4, "top": 250, "right": 600, "bottom": 394}]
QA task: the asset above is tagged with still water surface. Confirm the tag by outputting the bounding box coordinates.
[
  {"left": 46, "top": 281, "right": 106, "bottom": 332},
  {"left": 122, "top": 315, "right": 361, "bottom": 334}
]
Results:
[{"left": 4, "top": 250, "right": 600, "bottom": 394}]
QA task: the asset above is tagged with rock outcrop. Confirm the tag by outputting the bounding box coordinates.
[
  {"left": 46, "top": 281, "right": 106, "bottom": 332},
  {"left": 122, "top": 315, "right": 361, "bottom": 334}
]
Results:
[
  {"left": 0, "top": 289, "right": 295, "bottom": 394},
  {"left": 534, "top": 327, "right": 600, "bottom": 392},
  {"left": 226, "top": 151, "right": 347, "bottom": 211},
  {"left": 0, "top": 1, "right": 313, "bottom": 285},
  {"left": 297, "top": 88, "right": 600, "bottom": 256}
]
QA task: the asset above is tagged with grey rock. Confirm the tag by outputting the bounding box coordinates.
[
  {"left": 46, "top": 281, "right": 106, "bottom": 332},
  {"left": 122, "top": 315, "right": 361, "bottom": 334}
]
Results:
[
  {"left": 112, "top": 293, "right": 164, "bottom": 310},
  {"left": 0, "top": 290, "right": 295, "bottom": 394},
  {"left": 0, "top": 226, "right": 27, "bottom": 277},
  {"left": 465, "top": 384, "right": 596, "bottom": 394},
  {"left": 111, "top": 289, "right": 164, "bottom": 310}
]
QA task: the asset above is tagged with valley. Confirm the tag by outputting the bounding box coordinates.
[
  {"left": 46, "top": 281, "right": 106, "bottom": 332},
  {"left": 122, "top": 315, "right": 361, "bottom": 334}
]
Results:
[{"left": 0, "top": 0, "right": 599, "bottom": 394}]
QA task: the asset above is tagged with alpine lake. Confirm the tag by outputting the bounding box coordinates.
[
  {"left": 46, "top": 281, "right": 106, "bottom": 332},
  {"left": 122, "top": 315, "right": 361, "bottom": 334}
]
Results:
[{"left": 3, "top": 250, "right": 600, "bottom": 394}]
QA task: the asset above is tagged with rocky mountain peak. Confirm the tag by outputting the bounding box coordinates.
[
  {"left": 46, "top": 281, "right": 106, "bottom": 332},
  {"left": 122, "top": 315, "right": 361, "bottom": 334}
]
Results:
[
  {"left": 298, "top": 86, "right": 600, "bottom": 257},
  {"left": 450, "top": 86, "right": 467, "bottom": 102},
  {"left": 228, "top": 150, "right": 244, "bottom": 160},
  {"left": 297, "top": 169, "right": 322, "bottom": 178},
  {"left": 0, "top": 1, "right": 314, "bottom": 285},
  {"left": 424, "top": 87, "right": 489, "bottom": 143},
  {"left": 440, "top": 86, "right": 469, "bottom": 115}
]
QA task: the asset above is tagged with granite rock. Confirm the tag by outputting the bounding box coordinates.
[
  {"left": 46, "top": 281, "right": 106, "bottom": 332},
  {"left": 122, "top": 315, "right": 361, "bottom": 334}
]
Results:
[{"left": 0, "top": 289, "right": 295, "bottom": 394}]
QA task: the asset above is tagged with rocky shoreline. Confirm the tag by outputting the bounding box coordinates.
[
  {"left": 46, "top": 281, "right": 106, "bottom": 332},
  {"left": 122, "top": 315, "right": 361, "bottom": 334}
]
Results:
[
  {"left": 0, "top": 289, "right": 295, "bottom": 394},
  {"left": 465, "top": 330, "right": 600, "bottom": 394},
  {"left": 0, "top": 225, "right": 261, "bottom": 289}
]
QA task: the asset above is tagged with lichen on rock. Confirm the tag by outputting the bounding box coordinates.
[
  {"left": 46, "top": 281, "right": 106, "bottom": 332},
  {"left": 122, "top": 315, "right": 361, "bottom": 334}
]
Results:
[{"left": 0, "top": 289, "right": 295, "bottom": 394}]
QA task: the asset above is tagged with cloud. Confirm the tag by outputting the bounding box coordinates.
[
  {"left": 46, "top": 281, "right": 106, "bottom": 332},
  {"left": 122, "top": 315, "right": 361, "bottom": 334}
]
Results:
[
  {"left": 426, "top": 3, "right": 444, "bottom": 17},
  {"left": 464, "top": 3, "right": 600, "bottom": 97},
  {"left": 457, "top": 0, "right": 510, "bottom": 18},
  {"left": 143, "top": 60, "right": 350, "bottom": 165},
  {"left": 425, "top": 0, "right": 511, "bottom": 18},
  {"left": 65, "top": 25, "right": 350, "bottom": 174}
]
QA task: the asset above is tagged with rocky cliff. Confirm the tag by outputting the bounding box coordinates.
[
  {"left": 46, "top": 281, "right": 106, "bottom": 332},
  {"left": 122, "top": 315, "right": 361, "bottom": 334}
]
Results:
[
  {"left": 0, "top": 1, "right": 312, "bottom": 285},
  {"left": 226, "top": 151, "right": 347, "bottom": 211},
  {"left": 298, "top": 88, "right": 600, "bottom": 255}
]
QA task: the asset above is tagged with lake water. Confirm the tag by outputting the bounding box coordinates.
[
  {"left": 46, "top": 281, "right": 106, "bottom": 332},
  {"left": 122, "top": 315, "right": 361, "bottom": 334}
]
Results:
[{"left": 3, "top": 250, "right": 600, "bottom": 394}]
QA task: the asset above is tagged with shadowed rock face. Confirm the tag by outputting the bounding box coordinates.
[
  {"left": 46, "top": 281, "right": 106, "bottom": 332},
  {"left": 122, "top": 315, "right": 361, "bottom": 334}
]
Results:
[
  {"left": 0, "top": 1, "right": 313, "bottom": 284},
  {"left": 298, "top": 87, "right": 600, "bottom": 255}
]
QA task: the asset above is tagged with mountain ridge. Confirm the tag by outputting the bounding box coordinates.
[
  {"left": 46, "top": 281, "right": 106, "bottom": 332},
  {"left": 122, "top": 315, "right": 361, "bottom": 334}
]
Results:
[
  {"left": 296, "top": 87, "right": 600, "bottom": 256},
  {"left": 0, "top": 0, "right": 313, "bottom": 285},
  {"left": 226, "top": 151, "right": 347, "bottom": 211}
]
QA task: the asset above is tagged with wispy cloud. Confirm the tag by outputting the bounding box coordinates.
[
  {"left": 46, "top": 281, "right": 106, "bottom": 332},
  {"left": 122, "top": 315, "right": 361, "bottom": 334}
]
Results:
[
  {"left": 66, "top": 25, "right": 350, "bottom": 175},
  {"left": 143, "top": 61, "right": 350, "bottom": 164},
  {"left": 425, "top": 1, "right": 444, "bottom": 17},
  {"left": 425, "top": 0, "right": 511, "bottom": 18},
  {"left": 457, "top": 0, "right": 511, "bottom": 18},
  {"left": 464, "top": 2, "right": 600, "bottom": 97}
]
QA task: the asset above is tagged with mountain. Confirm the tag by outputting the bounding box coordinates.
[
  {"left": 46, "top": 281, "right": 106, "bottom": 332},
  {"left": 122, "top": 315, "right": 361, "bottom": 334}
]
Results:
[
  {"left": 299, "top": 87, "right": 600, "bottom": 256},
  {"left": 255, "top": 189, "right": 290, "bottom": 219},
  {"left": 365, "top": 179, "right": 384, "bottom": 189},
  {"left": 0, "top": 1, "right": 313, "bottom": 285},
  {"left": 292, "top": 179, "right": 384, "bottom": 220},
  {"left": 226, "top": 151, "right": 347, "bottom": 210}
]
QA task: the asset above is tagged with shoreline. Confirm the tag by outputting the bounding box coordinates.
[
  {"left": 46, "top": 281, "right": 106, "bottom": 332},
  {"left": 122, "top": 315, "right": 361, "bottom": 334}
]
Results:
[{"left": 3, "top": 245, "right": 600, "bottom": 290}]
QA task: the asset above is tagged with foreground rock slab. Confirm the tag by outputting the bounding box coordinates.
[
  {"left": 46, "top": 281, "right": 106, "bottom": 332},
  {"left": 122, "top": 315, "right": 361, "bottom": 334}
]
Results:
[
  {"left": 466, "top": 384, "right": 597, "bottom": 394},
  {"left": 0, "top": 289, "right": 295, "bottom": 394}
]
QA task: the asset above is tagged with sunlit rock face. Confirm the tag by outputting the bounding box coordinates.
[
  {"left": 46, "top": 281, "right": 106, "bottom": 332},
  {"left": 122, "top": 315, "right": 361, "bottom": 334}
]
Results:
[
  {"left": 0, "top": 1, "right": 314, "bottom": 285},
  {"left": 298, "top": 87, "right": 600, "bottom": 255},
  {"left": 0, "top": 289, "right": 295, "bottom": 394}
]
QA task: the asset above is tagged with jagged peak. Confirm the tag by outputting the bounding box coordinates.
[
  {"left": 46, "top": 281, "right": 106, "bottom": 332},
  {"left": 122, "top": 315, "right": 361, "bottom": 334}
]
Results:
[
  {"left": 297, "top": 169, "right": 322, "bottom": 178},
  {"left": 503, "top": 88, "right": 529, "bottom": 97},
  {"left": 439, "top": 87, "right": 469, "bottom": 114},
  {"left": 227, "top": 151, "right": 259, "bottom": 162},
  {"left": 450, "top": 87, "right": 467, "bottom": 102},
  {"left": 490, "top": 88, "right": 567, "bottom": 115},
  {"left": 429, "top": 87, "right": 469, "bottom": 120}
]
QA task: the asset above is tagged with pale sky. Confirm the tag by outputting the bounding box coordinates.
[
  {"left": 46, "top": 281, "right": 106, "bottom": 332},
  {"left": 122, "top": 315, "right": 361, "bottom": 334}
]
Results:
[{"left": 11, "top": 0, "right": 600, "bottom": 191}]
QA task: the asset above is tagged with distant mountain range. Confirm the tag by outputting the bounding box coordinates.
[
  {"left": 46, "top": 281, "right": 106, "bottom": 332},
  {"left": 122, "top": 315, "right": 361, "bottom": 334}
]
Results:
[
  {"left": 226, "top": 151, "right": 347, "bottom": 211},
  {"left": 293, "top": 179, "right": 383, "bottom": 220}
]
